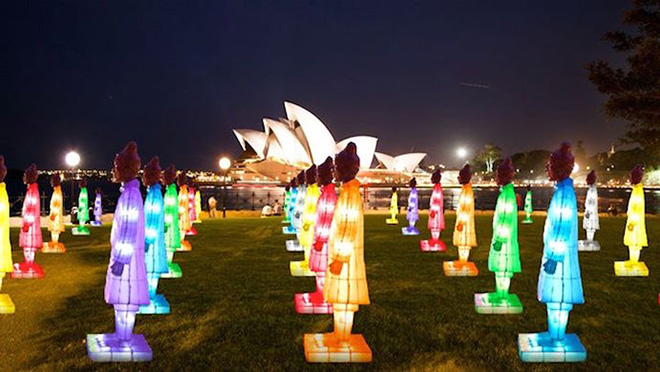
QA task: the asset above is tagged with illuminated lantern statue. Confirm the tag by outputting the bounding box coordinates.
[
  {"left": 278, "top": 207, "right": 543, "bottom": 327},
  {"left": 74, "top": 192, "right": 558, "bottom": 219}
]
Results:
[
  {"left": 615, "top": 166, "right": 648, "bottom": 276},
  {"left": 177, "top": 173, "right": 192, "bottom": 252},
  {"left": 12, "top": 164, "right": 44, "bottom": 279},
  {"left": 283, "top": 179, "right": 298, "bottom": 234},
  {"left": 138, "top": 157, "right": 170, "bottom": 314},
  {"left": 402, "top": 178, "right": 420, "bottom": 235},
  {"left": 87, "top": 141, "right": 152, "bottom": 362},
  {"left": 286, "top": 171, "right": 307, "bottom": 252},
  {"left": 443, "top": 164, "right": 478, "bottom": 276},
  {"left": 0, "top": 156, "right": 14, "bottom": 313},
  {"left": 73, "top": 178, "right": 91, "bottom": 235},
  {"left": 291, "top": 165, "right": 320, "bottom": 276},
  {"left": 475, "top": 158, "right": 522, "bottom": 314},
  {"left": 43, "top": 173, "right": 66, "bottom": 253},
  {"left": 421, "top": 169, "right": 446, "bottom": 252},
  {"left": 282, "top": 184, "right": 292, "bottom": 225},
  {"left": 160, "top": 165, "right": 182, "bottom": 278},
  {"left": 194, "top": 189, "right": 202, "bottom": 223},
  {"left": 91, "top": 188, "right": 103, "bottom": 226},
  {"left": 578, "top": 171, "right": 600, "bottom": 251},
  {"left": 386, "top": 187, "right": 398, "bottom": 225},
  {"left": 295, "top": 157, "right": 336, "bottom": 314},
  {"left": 518, "top": 142, "right": 585, "bottom": 363},
  {"left": 186, "top": 181, "right": 198, "bottom": 235},
  {"left": 522, "top": 185, "right": 533, "bottom": 224},
  {"left": 304, "top": 142, "right": 372, "bottom": 363}
]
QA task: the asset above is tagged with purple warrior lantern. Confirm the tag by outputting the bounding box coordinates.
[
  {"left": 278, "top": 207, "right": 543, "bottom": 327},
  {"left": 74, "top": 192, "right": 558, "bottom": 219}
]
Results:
[
  {"left": 87, "top": 141, "right": 152, "bottom": 362},
  {"left": 91, "top": 187, "right": 103, "bottom": 226},
  {"left": 402, "top": 178, "right": 419, "bottom": 235}
]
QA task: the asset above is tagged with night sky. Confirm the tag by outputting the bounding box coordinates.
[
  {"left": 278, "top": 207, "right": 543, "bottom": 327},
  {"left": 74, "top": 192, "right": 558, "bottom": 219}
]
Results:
[{"left": 1, "top": 1, "right": 629, "bottom": 170}]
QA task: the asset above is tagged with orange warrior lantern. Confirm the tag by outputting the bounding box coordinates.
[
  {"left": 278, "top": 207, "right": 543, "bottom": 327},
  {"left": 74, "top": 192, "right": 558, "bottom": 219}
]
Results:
[
  {"left": 421, "top": 169, "right": 446, "bottom": 251},
  {"left": 615, "top": 166, "right": 648, "bottom": 276},
  {"left": 177, "top": 173, "right": 192, "bottom": 251},
  {"left": 0, "top": 157, "right": 14, "bottom": 313},
  {"left": 12, "top": 164, "right": 44, "bottom": 279},
  {"left": 304, "top": 143, "right": 372, "bottom": 363},
  {"left": 290, "top": 165, "right": 320, "bottom": 277},
  {"left": 43, "top": 173, "right": 66, "bottom": 253},
  {"left": 443, "top": 164, "right": 478, "bottom": 276}
]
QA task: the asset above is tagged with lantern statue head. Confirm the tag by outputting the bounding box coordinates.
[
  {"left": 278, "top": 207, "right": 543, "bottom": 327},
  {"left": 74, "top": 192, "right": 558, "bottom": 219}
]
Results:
[
  {"left": 458, "top": 164, "right": 472, "bottom": 185},
  {"left": 409, "top": 177, "right": 417, "bottom": 188},
  {"left": 296, "top": 171, "right": 306, "bottom": 186},
  {"left": 79, "top": 177, "right": 87, "bottom": 189},
  {"left": 95, "top": 187, "right": 102, "bottom": 195},
  {"left": 306, "top": 164, "right": 318, "bottom": 185},
  {"left": 163, "top": 164, "right": 177, "bottom": 185},
  {"left": 0, "top": 156, "right": 5, "bottom": 182},
  {"left": 143, "top": 157, "right": 162, "bottom": 187},
  {"left": 546, "top": 142, "right": 574, "bottom": 182},
  {"left": 496, "top": 157, "right": 514, "bottom": 186},
  {"left": 392, "top": 186, "right": 397, "bottom": 192},
  {"left": 51, "top": 173, "right": 62, "bottom": 188},
  {"left": 335, "top": 142, "right": 360, "bottom": 183},
  {"left": 526, "top": 184, "right": 531, "bottom": 191},
  {"left": 290, "top": 177, "right": 298, "bottom": 188},
  {"left": 318, "top": 157, "right": 334, "bottom": 186},
  {"left": 431, "top": 169, "right": 441, "bottom": 184},
  {"left": 23, "top": 164, "right": 38, "bottom": 185},
  {"left": 285, "top": 184, "right": 290, "bottom": 192},
  {"left": 586, "top": 170, "right": 597, "bottom": 186},
  {"left": 176, "top": 172, "right": 187, "bottom": 187},
  {"left": 630, "top": 165, "right": 643, "bottom": 185},
  {"left": 113, "top": 141, "right": 141, "bottom": 183}
]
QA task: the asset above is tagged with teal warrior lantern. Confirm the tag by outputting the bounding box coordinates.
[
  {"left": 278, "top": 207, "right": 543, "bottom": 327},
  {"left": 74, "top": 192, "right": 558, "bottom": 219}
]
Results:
[
  {"left": 283, "top": 177, "right": 299, "bottom": 235},
  {"left": 73, "top": 178, "right": 90, "bottom": 235},
  {"left": 282, "top": 184, "right": 292, "bottom": 225},
  {"left": 475, "top": 158, "right": 522, "bottom": 314},
  {"left": 518, "top": 143, "right": 585, "bottom": 363},
  {"left": 286, "top": 171, "right": 306, "bottom": 252},
  {"left": 522, "top": 185, "right": 533, "bottom": 224}
]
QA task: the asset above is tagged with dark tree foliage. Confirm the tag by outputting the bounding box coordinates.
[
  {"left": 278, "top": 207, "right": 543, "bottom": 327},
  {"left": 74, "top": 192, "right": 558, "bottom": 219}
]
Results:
[{"left": 585, "top": 0, "right": 660, "bottom": 164}]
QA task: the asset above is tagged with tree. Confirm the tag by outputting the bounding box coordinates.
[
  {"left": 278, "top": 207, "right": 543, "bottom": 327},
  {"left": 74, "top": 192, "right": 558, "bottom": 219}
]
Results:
[
  {"left": 472, "top": 143, "right": 502, "bottom": 173},
  {"left": 585, "top": 0, "right": 660, "bottom": 165}
]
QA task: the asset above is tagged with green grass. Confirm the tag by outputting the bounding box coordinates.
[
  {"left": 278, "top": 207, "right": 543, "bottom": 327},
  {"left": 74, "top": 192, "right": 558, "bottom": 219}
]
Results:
[{"left": 1, "top": 212, "right": 659, "bottom": 371}]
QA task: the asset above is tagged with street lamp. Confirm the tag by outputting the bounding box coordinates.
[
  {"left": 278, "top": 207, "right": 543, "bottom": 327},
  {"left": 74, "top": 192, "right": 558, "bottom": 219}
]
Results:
[
  {"left": 456, "top": 147, "right": 467, "bottom": 159},
  {"left": 219, "top": 157, "right": 231, "bottom": 218},
  {"left": 65, "top": 151, "right": 81, "bottom": 217}
]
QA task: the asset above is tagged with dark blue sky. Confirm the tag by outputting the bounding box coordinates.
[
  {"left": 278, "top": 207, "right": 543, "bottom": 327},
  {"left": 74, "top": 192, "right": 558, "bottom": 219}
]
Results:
[{"left": 1, "top": 1, "right": 629, "bottom": 170}]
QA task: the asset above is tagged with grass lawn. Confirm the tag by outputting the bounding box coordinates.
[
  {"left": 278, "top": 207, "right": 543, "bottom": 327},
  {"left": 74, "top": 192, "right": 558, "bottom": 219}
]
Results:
[{"left": 1, "top": 212, "right": 660, "bottom": 371}]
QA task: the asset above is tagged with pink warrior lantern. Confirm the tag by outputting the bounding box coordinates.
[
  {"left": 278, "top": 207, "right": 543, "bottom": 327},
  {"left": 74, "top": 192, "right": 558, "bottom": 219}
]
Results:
[
  {"left": 177, "top": 173, "right": 192, "bottom": 251},
  {"left": 295, "top": 157, "right": 336, "bottom": 314},
  {"left": 0, "top": 156, "right": 15, "bottom": 313},
  {"left": 12, "top": 164, "right": 44, "bottom": 279},
  {"left": 443, "top": 164, "right": 478, "bottom": 276},
  {"left": 87, "top": 141, "right": 152, "bottom": 362},
  {"left": 186, "top": 180, "right": 198, "bottom": 236},
  {"left": 43, "top": 173, "right": 66, "bottom": 253},
  {"left": 421, "top": 169, "right": 446, "bottom": 252},
  {"left": 304, "top": 143, "right": 372, "bottom": 363},
  {"left": 290, "top": 165, "right": 320, "bottom": 277}
]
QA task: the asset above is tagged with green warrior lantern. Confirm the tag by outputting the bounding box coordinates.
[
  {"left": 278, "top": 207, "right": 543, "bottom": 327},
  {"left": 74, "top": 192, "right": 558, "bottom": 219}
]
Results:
[
  {"left": 73, "top": 178, "right": 90, "bottom": 235},
  {"left": 522, "top": 185, "right": 533, "bottom": 224}
]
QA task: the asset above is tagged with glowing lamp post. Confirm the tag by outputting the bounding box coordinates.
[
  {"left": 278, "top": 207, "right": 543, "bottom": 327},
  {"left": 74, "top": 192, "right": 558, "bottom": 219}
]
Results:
[
  {"left": 219, "top": 157, "right": 231, "bottom": 219},
  {"left": 65, "top": 151, "right": 81, "bottom": 217}
]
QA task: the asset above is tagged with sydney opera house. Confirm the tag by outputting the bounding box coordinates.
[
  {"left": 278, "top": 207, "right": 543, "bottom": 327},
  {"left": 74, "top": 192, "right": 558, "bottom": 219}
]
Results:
[{"left": 232, "top": 102, "right": 430, "bottom": 184}]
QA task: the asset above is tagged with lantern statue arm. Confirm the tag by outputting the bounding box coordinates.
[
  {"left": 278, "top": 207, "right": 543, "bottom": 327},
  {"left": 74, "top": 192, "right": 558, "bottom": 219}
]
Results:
[
  {"left": 332, "top": 204, "right": 359, "bottom": 263},
  {"left": 112, "top": 206, "right": 140, "bottom": 265},
  {"left": 543, "top": 205, "right": 571, "bottom": 263}
]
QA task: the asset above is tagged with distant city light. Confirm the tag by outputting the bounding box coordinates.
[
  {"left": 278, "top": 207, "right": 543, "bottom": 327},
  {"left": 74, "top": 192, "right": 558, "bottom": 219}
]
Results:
[
  {"left": 219, "top": 157, "right": 231, "bottom": 171},
  {"left": 65, "top": 151, "right": 80, "bottom": 167},
  {"left": 456, "top": 147, "right": 467, "bottom": 159}
]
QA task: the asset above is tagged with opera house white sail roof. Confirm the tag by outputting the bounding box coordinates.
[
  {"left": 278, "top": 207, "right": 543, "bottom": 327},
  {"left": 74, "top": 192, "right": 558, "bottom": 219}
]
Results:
[{"left": 232, "top": 101, "right": 427, "bottom": 182}]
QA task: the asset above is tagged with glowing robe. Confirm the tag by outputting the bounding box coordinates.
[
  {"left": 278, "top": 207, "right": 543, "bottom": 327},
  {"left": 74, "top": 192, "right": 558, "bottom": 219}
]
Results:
[
  {"left": 428, "top": 183, "right": 445, "bottom": 231},
  {"left": 488, "top": 183, "right": 521, "bottom": 274},
  {"left": 93, "top": 192, "right": 102, "bottom": 224},
  {"left": 582, "top": 184, "right": 599, "bottom": 231},
  {"left": 0, "top": 183, "right": 12, "bottom": 273},
  {"left": 195, "top": 190, "right": 202, "bottom": 220},
  {"left": 406, "top": 187, "right": 419, "bottom": 224},
  {"left": 19, "top": 183, "right": 42, "bottom": 249},
  {"left": 188, "top": 187, "right": 196, "bottom": 226},
  {"left": 453, "top": 183, "right": 476, "bottom": 248},
  {"left": 144, "top": 184, "right": 168, "bottom": 276},
  {"left": 77, "top": 187, "right": 89, "bottom": 224},
  {"left": 286, "top": 187, "right": 298, "bottom": 228},
  {"left": 293, "top": 185, "right": 307, "bottom": 231},
  {"left": 178, "top": 185, "right": 190, "bottom": 237},
  {"left": 164, "top": 183, "right": 181, "bottom": 252},
  {"left": 624, "top": 183, "right": 647, "bottom": 248},
  {"left": 309, "top": 183, "right": 337, "bottom": 273},
  {"left": 299, "top": 184, "right": 321, "bottom": 249},
  {"left": 389, "top": 191, "right": 398, "bottom": 216},
  {"left": 49, "top": 186, "right": 65, "bottom": 233}
]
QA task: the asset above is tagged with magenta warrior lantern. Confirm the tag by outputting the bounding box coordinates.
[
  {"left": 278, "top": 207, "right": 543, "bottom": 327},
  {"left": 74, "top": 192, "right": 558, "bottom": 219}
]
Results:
[
  {"left": 402, "top": 178, "right": 420, "bottom": 235},
  {"left": 518, "top": 143, "right": 585, "bottom": 363},
  {"left": 0, "top": 157, "right": 14, "bottom": 313},
  {"left": 12, "top": 164, "right": 44, "bottom": 279},
  {"left": 91, "top": 187, "right": 103, "bottom": 226},
  {"left": 421, "top": 169, "right": 446, "bottom": 252},
  {"left": 186, "top": 181, "right": 197, "bottom": 236},
  {"left": 295, "top": 157, "right": 336, "bottom": 314},
  {"left": 87, "top": 141, "right": 152, "bottom": 362}
]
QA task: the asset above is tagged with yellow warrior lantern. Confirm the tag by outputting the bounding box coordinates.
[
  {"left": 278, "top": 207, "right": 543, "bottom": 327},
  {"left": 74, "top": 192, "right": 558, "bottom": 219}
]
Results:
[
  {"left": 615, "top": 166, "right": 648, "bottom": 276},
  {"left": 290, "top": 165, "right": 320, "bottom": 277},
  {"left": 0, "top": 156, "right": 14, "bottom": 313}
]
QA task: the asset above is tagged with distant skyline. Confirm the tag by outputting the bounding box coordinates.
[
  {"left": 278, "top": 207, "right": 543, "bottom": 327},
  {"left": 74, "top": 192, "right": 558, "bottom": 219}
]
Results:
[{"left": 1, "top": 1, "right": 629, "bottom": 170}]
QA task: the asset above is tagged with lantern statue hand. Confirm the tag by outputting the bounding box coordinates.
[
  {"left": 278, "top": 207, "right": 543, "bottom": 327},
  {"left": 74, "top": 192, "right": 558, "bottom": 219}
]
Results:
[
  {"left": 111, "top": 261, "right": 125, "bottom": 276},
  {"left": 430, "top": 210, "right": 436, "bottom": 219},
  {"left": 543, "top": 259, "right": 557, "bottom": 275},
  {"left": 303, "top": 222, "right": 310, "bottom": 232},
  {"left": 313, "top": 240, "right": 324, "bottom": 252},
  {"left": 456, "top": 221, "right": 464, "bottom": 232},
  {"left": 584, "top": 212, "right": 590, "bottom": 219},
  {"left": 22, "top": 222, "right": 29, "bottom": 233},
  {"left": 627, "top": 222, "right": 635, "bottom": 231},
  {"left": 492, "top": 240, "right": 502, "bottom": 252},
  {"left": 329, "top": 259, "right": 344, "bottom": 275}
]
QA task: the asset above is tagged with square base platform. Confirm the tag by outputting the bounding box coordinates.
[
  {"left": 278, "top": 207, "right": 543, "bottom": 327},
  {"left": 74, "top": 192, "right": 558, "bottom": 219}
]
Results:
[
  {"left": 290, "top": 261, "right": 315, "bottom": 277},
  {"left": 176, "top": 240, "right": 192, "bottom": 252},
  {"left": 72, "top": 226, "right": 90, "bottom": 235},
  {"left": 474, "top": 292, "right": 523, "bottom": 314},
  {"left": 0, "top": 294, "right": 15, "bottom": 314},
  {"left": 194, "top": 219, "right": 202, "bottom": 223},
  {"left": 42, "top": 242, "right": 66, "bottom": 253},
  {"left": 11, "top": 262, "right": 44, "bottom": 279},
  {"left": 614, "top": 260, "right": 649, "bottom": 276},
  {"left": 401, "top": 227, "right": 420, "bottom": 236},
  {"left": 161, "top": 263, "right": 182, "bottom": 278},
  {"left": 420, "top": 239, "right": 446, "bottom": 252},
  {"left": 578, "top": 240, "right": 600, "bottom": 252},
  {"left": 294, "top": 292, "right": 333, "bottom": 314},
  {"left": 385, "top": 218, "right": 398, "bottom": 225},
  {"left": 138, "top": 294, "right": 170, "bottom": 314},
  {"left": 522, "top": 218, "right": 533, "bottom": 224},
  {"left": 286, "top": 240, "right": 302, "bottom": 252},
  {"left": 443, "top": 260, "right": 478, "bottom": 276},
  {"left": 90, "top": 221, "right": 103, "bottom": 227},
  {"left": 518, "top": 332, "right": 586, "bottom": 363},
  {"left": 282, "top": 219, "right": 291, "bottom": 225},
  {"left": 283, "top": 226, "right": 296, "bottom": 235},
  {"left": 304, "top": 333, "right": 372, "bottom": 363},
  {"left": 86, "top": 333, "right": 152, "bottom": 362}
]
